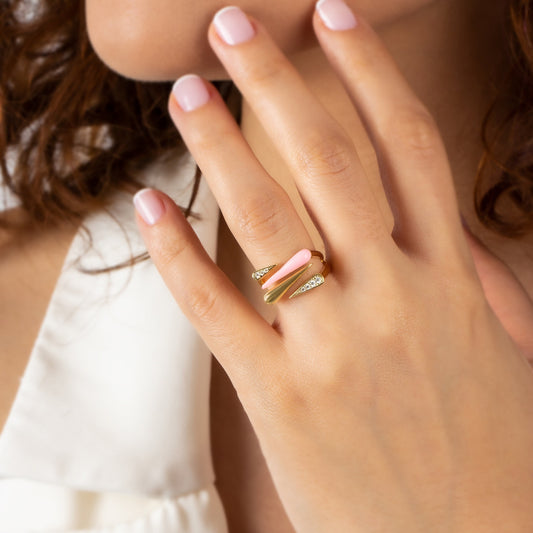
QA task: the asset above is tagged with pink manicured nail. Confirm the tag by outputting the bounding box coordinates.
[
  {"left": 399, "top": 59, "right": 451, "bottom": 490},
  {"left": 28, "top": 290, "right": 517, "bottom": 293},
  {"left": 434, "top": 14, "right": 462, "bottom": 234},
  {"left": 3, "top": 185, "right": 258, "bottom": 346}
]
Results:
[
  {"left": 172, "top": 74, "right": 211, "bottom": 112},
  {"left": 134, "top": 188, "right": 165, "bottom": 226},
  {"left": 316, "top": 0, "right": 357, "bottom": 31},
  {"left": 213, "top": 6, "right": 256, "bottom": 45},
  {"left": 262, "top": 249, "right": 313, "bottom": 290}
]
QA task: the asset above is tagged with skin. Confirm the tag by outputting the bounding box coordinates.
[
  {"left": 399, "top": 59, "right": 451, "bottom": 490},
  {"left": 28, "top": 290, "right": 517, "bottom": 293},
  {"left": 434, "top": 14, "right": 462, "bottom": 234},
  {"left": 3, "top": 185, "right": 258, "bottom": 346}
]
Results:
[
  {"left": 85, "top": 0, "right": 533, "bottom": 531},
  {"left": 85, "top": 0, "right": 533, "bottom": 357},
  {"left": 85, "top": 0, "right": 435, "bottom": 81},
  {"left": 131, "top": 7, "right": 533, "bottom": 530}
]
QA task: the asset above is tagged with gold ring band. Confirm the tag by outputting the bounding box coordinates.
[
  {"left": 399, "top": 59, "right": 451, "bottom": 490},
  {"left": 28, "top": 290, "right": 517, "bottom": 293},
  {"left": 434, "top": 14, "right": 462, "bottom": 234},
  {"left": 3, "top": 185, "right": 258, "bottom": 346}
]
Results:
[{"left": 251, "top": 249, "right": 330, "bottom": 304}]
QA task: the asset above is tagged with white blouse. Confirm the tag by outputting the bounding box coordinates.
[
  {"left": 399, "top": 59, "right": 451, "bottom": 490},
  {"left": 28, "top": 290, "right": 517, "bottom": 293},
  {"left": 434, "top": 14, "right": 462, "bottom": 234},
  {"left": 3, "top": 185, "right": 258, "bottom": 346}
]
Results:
[{"left": 0, "top": 151, "right": 229, "bottom": 532}]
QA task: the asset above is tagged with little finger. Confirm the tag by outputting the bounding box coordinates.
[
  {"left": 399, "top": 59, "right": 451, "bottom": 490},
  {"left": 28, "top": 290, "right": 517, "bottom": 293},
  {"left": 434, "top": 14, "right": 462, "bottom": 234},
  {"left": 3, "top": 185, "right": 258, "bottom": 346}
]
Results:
[{"left": 134, "top": 188, "right": 282, "bottom": 389}]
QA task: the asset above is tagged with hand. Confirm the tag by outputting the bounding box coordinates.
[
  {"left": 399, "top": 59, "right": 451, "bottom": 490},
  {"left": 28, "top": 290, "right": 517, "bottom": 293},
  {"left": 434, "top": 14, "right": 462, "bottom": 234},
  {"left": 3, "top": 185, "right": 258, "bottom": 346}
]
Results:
[{"left": 134, "top": 3, "right": 533, "bottom": 531}]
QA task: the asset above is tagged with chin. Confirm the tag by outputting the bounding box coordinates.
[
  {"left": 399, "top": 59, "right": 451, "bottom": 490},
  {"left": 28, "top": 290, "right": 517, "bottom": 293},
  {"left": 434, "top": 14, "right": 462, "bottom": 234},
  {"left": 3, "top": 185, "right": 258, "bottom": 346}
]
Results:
[
  {"left": 84, "top": 2, "right": 315, "bottom": 83},
  {"left": 91, "top": 47, "right": 230, "bottom": 83},
  {"left": 87, "top": 32, "right": 227, "bottom": 82},
  {"left": 85, "top": 10, "right": 226, "bottom": 81}
]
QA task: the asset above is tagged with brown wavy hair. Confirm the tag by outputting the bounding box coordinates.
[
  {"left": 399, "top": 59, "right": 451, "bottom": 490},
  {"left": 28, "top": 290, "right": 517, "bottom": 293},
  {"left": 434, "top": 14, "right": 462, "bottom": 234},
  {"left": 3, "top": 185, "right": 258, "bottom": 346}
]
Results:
[
  {"left": 0, "top": 0, "right": 532, "bottom": 238},
  {"left": 0, "top": 0, "right": 240, "bottom": 235},
  {"left": 475, "top": 0, "right": 533, "bottom": 236}
]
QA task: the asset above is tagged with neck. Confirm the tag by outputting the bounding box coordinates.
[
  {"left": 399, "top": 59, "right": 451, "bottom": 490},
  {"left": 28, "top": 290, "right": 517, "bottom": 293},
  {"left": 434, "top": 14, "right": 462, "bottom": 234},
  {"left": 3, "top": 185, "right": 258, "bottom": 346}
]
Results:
[{"left": 241, "top": 0, "right": 508, "bottom": 227}]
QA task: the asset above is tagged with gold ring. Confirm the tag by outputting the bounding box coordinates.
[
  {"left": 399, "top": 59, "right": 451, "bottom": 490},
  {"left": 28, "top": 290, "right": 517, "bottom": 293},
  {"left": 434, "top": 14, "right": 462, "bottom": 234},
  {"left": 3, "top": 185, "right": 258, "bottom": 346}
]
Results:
[{"left": 251, "top": 249, "right": 330, "bottom": 304}]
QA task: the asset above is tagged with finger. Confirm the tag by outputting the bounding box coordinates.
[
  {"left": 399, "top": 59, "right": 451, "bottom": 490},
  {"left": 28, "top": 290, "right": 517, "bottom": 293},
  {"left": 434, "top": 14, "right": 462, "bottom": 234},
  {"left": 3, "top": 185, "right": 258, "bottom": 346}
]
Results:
[
  {"left": 133, "top": 188, "right": 282, "bottom": 387},
  {"left": 462, "top": 224, "right": 533, "bottom": 360},
  {"left": 208, "top": 6, "right": 394, "bottom": 263},
  {"left": 313, "top": 0, "right": 464, "bottom": 261},
  {"left": 167, "top": 74, "right": 316, "bottom": 276}
]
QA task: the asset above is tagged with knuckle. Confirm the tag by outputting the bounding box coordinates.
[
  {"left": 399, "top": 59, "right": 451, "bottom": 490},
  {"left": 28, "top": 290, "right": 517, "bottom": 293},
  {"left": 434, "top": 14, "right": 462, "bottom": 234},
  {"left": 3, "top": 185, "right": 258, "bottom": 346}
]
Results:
[
  {"left": 343, "top": 38, "right": 384, "bottom": 87},
  {"left": 434, "top": 265, "right": 486, "bottom": 312},
  {"left": 359, "top": 266, "right": 418, "bottom": 344},
  {"left": 246, "top": 367, "right": 303, "bottom": 423},
  {"left": 189, "top": 126, "right": 234, "bottom": 153},
  {"left": 241, "top": 53, "right": 286, "bottom": 87},
  {"left": 389, "top": 107, "right": 441, "bottom": 157},
  {"left": 186, "top": 281, "right": 223, "bottom": 324},
  {"left": 311, "top": 356, "right": 355, "bottom": 396},
  {"left": 232, "top": 193, "right": 290, "bottom": 245},
  {"left": 150, "top": 227, "right": 189, "bottom": 273},
  {"left": 295, "top": 131, "right": 354, "bottom": 183}
]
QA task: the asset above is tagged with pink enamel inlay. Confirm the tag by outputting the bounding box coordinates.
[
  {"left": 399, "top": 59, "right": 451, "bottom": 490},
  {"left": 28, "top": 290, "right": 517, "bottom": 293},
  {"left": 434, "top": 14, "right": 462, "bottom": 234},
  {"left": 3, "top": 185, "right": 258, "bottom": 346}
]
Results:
[{"left": 261, "top": 249, "right": 313, "bottom": 290}]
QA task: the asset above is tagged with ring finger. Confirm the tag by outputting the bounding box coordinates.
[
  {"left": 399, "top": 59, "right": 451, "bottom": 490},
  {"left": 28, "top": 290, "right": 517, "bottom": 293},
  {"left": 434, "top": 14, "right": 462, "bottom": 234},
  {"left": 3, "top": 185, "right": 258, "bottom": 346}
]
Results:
[{"left": 168, "top": 75, "right": 317, "bottom": 288}]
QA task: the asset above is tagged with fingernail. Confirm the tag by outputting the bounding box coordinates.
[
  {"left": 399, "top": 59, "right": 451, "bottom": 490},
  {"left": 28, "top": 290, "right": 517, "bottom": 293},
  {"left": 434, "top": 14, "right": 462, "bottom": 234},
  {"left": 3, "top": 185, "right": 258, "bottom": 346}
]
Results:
[
  {"left": 316, "top": 0, "right": 358, "bottom": 31},
  {"left": 134, "top": 188, "right": 165, "bottom": 226},
  {"left": 213, "top": 6, "right": 256, "bottom": 45},
  {"left": 172, "top": 74, "right": 211, "bottom": 112}
]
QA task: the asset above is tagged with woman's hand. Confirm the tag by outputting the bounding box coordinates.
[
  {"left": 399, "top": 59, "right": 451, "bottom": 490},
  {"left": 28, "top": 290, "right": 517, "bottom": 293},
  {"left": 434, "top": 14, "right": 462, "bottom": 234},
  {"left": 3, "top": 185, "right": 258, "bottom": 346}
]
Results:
[{"left": 134, "top": 2, "right": 533, "bottom": 531}]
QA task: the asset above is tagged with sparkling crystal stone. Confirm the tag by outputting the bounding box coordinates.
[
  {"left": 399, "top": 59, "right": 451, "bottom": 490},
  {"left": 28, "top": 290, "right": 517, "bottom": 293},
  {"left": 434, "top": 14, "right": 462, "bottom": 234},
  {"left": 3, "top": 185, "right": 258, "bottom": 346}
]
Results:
[
  {"left": 289, "top": 274, "right": 325, "bottom": 299},
  {"left": 252, "top": 264, "right": 276, "bottom": 281}
]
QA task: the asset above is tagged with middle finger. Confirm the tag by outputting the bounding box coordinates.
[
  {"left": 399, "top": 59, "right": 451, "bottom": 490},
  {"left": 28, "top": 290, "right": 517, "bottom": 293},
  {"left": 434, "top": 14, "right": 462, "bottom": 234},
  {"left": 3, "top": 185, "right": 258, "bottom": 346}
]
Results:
[{"left": 209, "top": 6, "right": 394, "bottom": 260}]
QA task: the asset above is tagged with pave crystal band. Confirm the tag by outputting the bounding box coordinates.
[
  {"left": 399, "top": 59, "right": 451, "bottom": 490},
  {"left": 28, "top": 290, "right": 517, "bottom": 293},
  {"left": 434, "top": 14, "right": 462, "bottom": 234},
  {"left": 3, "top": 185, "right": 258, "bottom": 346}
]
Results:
[{"left": 251, "top": 249, "right": 330, "bottom": 304}]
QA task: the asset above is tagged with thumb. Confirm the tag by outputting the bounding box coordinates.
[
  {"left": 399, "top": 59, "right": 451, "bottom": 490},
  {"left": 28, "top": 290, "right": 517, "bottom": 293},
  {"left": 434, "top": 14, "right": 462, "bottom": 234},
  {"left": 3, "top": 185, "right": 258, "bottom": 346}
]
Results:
[{"left": 462, "top": 221, "right": 533, "bottom": 361}]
